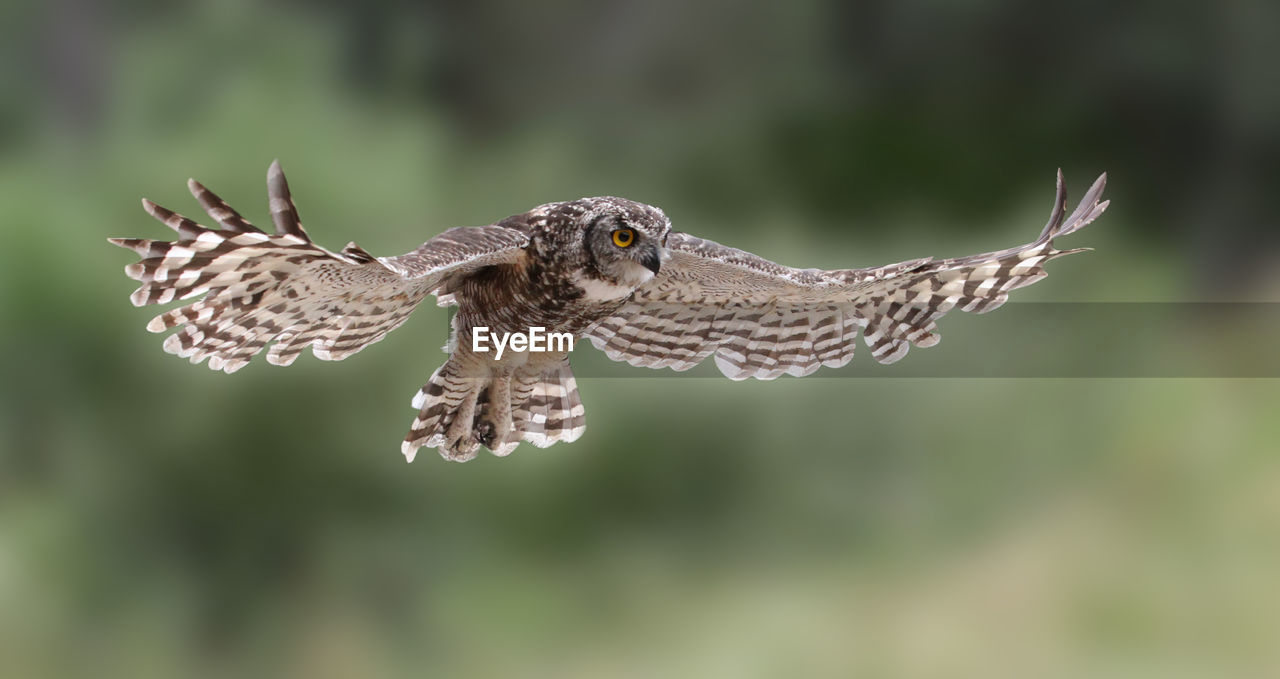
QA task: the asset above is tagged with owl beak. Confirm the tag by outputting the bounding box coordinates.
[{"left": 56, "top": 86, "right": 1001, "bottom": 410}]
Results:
[{"left": 639, "top": 246, "right": 662, "bottom": 275}]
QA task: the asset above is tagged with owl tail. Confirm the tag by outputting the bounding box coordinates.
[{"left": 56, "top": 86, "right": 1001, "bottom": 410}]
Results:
[{"left": 402, "top": 358, "right": 586, "bottom": 463}]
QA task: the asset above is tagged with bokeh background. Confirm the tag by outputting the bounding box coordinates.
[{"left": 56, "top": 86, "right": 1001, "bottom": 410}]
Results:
[{"left": 2, "top": 0, "right": 1279, "bottom": 677}]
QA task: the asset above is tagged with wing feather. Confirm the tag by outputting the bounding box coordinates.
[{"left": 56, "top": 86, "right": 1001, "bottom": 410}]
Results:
[
  {"left": 585, "top": 171, "right": 1108, "bottom": 379},
  {"left": 112, "top": 162, "right": 529, "bottom": 372}
]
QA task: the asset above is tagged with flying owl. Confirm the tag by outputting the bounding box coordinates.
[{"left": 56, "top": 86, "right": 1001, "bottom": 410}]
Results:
[{"left": 111, "top": 162, "right": 1109, "bottom": 462}]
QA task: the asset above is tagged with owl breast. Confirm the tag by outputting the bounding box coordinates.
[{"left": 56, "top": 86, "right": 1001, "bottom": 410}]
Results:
[{"left": 449, "top": 259, "right": 631, "bottom": 354}]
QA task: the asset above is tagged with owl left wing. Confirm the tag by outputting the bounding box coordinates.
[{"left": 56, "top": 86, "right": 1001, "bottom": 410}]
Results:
[
  {"left": 585, "top": 171, "right": 1108, "bottom": 379},
  {"left": 112, "top": 161, "right": 529, "bottom": 373}
]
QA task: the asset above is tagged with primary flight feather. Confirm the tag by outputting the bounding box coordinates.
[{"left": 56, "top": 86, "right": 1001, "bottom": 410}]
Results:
[{"left": 111, "top": 161, "right": 1109, "bottom": 462}]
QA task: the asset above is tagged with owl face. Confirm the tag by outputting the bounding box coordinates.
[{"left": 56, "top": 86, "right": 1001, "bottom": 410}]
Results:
[{"left": 579, "top": 198, "right": 670, "bottom": 289}]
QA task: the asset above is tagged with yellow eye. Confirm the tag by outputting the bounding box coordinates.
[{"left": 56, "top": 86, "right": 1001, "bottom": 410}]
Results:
[{"left": 612, "top": 229, "right": 635, "bottom": 248}]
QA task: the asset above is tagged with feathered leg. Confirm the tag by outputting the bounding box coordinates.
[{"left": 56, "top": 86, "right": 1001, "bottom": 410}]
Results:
[{"left": 474, "top": 374, "right": 516, "bottom": 455}]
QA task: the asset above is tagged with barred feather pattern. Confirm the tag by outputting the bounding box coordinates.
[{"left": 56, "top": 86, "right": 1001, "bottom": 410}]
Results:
[
  {"left": 111, "top": 160, "right": 529, "bottom": 373},
  {"left": 508, "top": 361, "right": 587, "bottom": 449},
  {"left": 113, "top": 163, "right": 1106, "bottom": 463},
  {"left": 402, "top": 359, "right": 585, "bottom": 462},
  {"left": 588, "top": 171, "right": 1108, "bottom": 379}
]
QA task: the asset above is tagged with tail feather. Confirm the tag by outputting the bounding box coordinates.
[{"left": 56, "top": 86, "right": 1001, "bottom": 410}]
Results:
[
  {"left": 510, "top": 361, "right": 586, "bottom": 449},
  {"left": 403, "top": 360, "right": 484, "bottom": 461},
  {"left": 403, "top": 359, "right": 586, "bottom": 462}
]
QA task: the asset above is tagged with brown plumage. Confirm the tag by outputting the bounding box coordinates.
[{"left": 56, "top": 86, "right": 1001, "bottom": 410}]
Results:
[{"left": 111, "top": 161, "right": 1109, "bottom": 462}]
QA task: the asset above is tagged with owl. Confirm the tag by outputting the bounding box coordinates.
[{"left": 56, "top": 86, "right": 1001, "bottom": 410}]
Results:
[{"left": 112, "top": 161, "right": 1109, "bottom": 462}]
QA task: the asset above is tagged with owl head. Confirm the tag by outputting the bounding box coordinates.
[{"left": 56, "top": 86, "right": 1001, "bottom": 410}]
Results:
[{"left": 578, "top": 197, "right": 670, "bottom": 289}]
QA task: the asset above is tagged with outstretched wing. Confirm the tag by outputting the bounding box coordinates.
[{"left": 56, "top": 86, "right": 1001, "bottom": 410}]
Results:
[
  {"left": 586, "top": 171, "right": 1108, "bottom": 379},
  {"left": 111, "top": 161, "right": 529, "bottom": 373}
]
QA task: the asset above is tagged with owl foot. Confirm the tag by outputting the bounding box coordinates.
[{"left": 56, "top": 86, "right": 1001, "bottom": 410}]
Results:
[
  {"left": 441, "top": 435, "right": 481, "bottom": 462},
  {"left": 474, "top": 420, "right": 495, "bottom": 447},
  {"left": 472, "top": 417, "right": 516, "bottom": 456},
  {"left": 477, "top": 375, "right": 516, "bottom": 455},
  {"left": 439, "top": 388, "right": 482, "bottom": 462}
]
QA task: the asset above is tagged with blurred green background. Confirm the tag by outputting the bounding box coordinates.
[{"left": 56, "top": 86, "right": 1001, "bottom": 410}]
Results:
[{"left": 2, "top": 1, "right": 1279, "bottom": 677}]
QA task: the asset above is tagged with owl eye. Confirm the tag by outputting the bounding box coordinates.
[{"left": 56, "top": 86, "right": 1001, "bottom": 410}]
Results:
[{"left": 611, "top": 229, "right": 636, "bottom": 248}]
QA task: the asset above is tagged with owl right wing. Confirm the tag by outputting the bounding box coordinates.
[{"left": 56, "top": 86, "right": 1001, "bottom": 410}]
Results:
[
  {"left": 585, "top": 171, "right": 1108, "bottom": 379},
  {"left": 111, "top": 161, "right": 529, "bottom": 373}
]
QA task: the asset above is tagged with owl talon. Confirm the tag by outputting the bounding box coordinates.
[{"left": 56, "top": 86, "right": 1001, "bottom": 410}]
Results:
[
  {"left": 114, "top": 164, "right": 1108, "bottom": 463},
  {"left": 441, "top": 434, "right": 480, "bottom": 462},
  {"left": 474, "top": 420, "right": 496, "bottom": 447}
]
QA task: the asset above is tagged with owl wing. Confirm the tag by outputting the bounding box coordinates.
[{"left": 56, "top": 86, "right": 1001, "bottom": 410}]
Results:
[
  {"left": 111, "top": 161, "right": 529, "bottom": 373},
  {"left": 585, "top": 171, "right": 1108, "bottom": 379}
]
